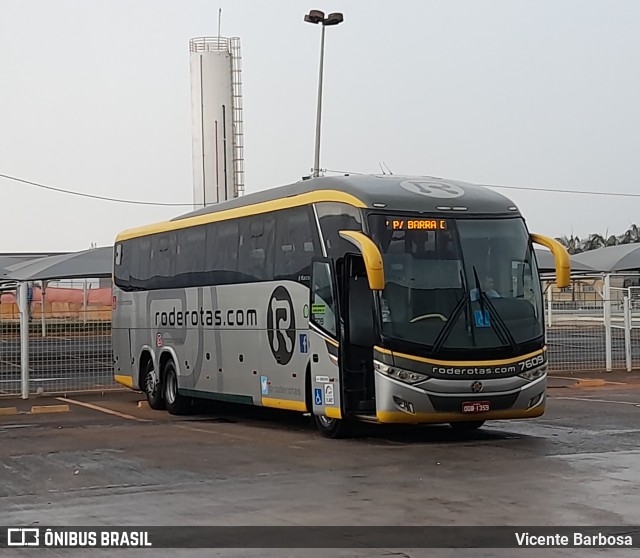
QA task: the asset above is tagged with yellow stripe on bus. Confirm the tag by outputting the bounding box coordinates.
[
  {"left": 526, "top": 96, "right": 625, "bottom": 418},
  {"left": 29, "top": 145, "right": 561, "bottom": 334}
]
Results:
[
  {"left": 261, "top": 397, "right": 308, "bottom": 412},
  {"left": 114, "top": 374, "right": 134, "bottom": 388},
  {"left": 324, "top": 407, "right": 342, "bottom": 419},
  {"left": 374, "top": 346, "right": 546, "bottom": 367},
  {"left": 116, "top": 190, "right": 367, "bottom": 242}
]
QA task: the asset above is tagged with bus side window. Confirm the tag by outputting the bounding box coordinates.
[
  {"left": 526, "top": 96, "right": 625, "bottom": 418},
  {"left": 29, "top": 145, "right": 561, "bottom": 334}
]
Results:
[
  {"left": 135, "top": 237, "right": 152, "bottom": 285},
  {"left": 274, "top": 207, "right": 317, "bottom": 285},
  {"left": 176, "top": 226, "right": 206, "bottom": 286},
  {"left": 114, "top": 241, "right": 131, "bottom": 288},
  {"left": 315, "top": 202, "right": 363, "bottom": 258},
  {"left": 207, "top": 220, "right": 239, "bottom": 285},
  {"left": 150, "top": 233, "right": 176, "bottom": 285},
  {"left": 238, "top": 216, "right": 275, "bottom": 282}
]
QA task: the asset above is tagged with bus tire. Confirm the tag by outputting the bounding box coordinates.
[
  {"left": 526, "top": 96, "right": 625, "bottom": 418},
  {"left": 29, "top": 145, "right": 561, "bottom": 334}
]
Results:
[
  {"left": 450, "top": 421, "right": 485, "bottom": 431},
  {"left": 163, "top": 360, "right": 191, "bottom": 415},
  {"left": 143, "top": 359, "right": 165, "bottom": 410},
  {"left": 314, "top": 414, "right": 353, "bottom": 439}
]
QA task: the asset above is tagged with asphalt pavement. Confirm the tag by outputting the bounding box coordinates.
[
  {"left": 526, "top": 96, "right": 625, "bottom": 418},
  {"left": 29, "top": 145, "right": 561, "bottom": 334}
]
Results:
[
  {"left": 2, "top": 328, "right": 640, "bottom": 397},
  {"left": 1, "top": 381, "right": 639, "bottom": 557}
]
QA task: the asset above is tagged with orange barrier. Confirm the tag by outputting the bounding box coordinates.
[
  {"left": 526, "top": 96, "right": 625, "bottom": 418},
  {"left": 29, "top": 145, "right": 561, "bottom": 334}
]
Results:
[
  {"left": 0, "top": 302, "right": 111, "bottom": 321},
  {"left": 0, "top": 303, "right": 18, "bottom": 320},
  {"left": 0, "top": 287, "right": 112, "bottom": 305},
  {"left": 0, "top": 287, "right": 112, "bottom": 321}
]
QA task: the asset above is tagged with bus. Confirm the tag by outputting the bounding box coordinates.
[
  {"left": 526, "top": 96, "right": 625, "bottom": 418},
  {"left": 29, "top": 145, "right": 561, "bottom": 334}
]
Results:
[{"left": 112, "top": 174, "right": 569, "bottom": 437}]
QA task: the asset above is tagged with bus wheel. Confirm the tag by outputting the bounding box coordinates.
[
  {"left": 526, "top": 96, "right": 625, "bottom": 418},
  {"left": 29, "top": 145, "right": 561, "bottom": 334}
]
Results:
[
  {"left": 163, "top": 360, "right": 190, "bottom": 415},
  {"left": 450, "top": 421, "right": 485, "bottom": 431},
  {"left": 314, "top": 414, "right": 353, "bottom": 439},
  {"left": 143, "top": 359, "right": 165, "bottom": 410}
]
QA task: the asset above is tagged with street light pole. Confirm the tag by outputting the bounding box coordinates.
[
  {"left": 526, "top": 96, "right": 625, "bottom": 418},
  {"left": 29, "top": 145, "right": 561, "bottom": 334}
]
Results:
[
  {"left": 313, "top": 24, "right": 326, "bottom": 178},
  {"left": 305, "top": 10, "right": 344, "bottom": 179}
]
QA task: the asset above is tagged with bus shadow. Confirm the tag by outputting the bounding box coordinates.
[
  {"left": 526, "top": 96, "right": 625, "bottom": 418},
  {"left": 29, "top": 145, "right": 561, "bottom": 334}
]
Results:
[{"left": 182, "top": 400, "right": 533, "bottom": 446}]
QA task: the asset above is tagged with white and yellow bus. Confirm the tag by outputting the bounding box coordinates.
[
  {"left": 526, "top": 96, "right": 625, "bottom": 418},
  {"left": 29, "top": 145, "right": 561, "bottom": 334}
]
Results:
[{"left": 112, "top": 175, "right": 569, "bottom": 437}]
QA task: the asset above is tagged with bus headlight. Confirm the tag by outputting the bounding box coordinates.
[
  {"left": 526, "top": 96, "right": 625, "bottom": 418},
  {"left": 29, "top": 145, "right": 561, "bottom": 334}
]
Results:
[
  {"left": 518, "top": 366, "right": 546, "bottom": 381},
  {"left": 374, "top": 361, "right": 428, "bottom": 384}
]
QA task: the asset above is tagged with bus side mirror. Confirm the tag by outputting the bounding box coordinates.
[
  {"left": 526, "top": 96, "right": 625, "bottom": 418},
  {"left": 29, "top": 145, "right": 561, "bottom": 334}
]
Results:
[
  {"left": 338, "top": 231, "right": 385, "bottom": 290},
  {"left": 530, "top": 233, "right": 571, "bottom": 288}
]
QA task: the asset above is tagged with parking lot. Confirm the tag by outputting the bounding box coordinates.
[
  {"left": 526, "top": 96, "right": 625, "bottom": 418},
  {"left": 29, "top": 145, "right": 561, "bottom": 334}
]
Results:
[{"left": 1, "top": 378, "right": 640, "bottom": 557}]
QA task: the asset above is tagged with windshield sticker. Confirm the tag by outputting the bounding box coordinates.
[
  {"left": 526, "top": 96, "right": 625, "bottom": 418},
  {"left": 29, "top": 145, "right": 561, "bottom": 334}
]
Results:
[
  {"left": 474, "top": 310, "right": 491, "bottom": 328},
  {"left": 311, "top": 304, "right": 326, "bottom": 315}
]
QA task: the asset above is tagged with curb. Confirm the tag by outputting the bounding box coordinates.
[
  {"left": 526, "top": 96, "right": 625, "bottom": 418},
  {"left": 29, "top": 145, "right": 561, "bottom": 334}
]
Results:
[
  {"left": 137, "top": 400, "right": 150, "bottom": 410},
  {"left": 574, "top": 379, "right": 607, "bottom": 388},
  {"left": 0, "top": 407, "right": 18, "bottom": 416},
  {"left": 30, "top": 404, "right": 71, "bottom": 414}
]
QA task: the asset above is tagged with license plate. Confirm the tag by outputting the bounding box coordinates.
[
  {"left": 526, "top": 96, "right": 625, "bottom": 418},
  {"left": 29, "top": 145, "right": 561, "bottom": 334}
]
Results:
[{"left": 462, "top": 401, "right": 490, "bottom": 413}]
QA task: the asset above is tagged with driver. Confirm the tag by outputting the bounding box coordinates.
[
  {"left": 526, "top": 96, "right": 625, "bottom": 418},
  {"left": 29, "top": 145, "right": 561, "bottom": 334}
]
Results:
[{"left": 470, "top": 276, "right": 501, "bottom": 301}]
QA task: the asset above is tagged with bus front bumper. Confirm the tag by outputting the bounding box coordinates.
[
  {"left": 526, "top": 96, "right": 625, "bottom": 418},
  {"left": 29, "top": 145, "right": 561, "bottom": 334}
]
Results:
[{"left": 374, "top": 370, "right": 546, "bottom": 424}]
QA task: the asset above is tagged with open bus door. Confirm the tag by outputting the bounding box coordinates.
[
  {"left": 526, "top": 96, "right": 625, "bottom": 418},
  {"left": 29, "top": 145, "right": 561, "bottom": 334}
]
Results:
[
  {"left": 308, "top": 232, "right": 385, "bottom": 438},
  {"left": 309, "top": 258, "right": 347, "bottom": 437}
]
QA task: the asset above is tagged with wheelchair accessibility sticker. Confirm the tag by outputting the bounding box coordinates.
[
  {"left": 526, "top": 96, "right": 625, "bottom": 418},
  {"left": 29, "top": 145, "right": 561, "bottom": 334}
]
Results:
[
  {"left": 261, "top": 375, "right": 269, "bottom": 395},
  {"left": 474, "top": 310, "right": 491, "bottom": 328},
  {"left": 314, "top": 388, "right": 323, "bottom": 406}
]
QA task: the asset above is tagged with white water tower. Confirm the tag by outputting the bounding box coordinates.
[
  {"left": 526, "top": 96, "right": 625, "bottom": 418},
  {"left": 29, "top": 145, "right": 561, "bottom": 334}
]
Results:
[{"left": 189, "top": 37, "right": 245, "bottom": 207}]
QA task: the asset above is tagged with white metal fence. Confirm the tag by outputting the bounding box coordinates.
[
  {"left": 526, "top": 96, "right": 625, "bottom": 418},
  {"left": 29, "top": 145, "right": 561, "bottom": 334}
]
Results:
[
  {"left": 0, "top": 286, "right": 117, "bottom": 398},
  {"left": 545, "top": 278, "right": 640, "bottom": 373},
  {"left": 2, "top": 278, "right": 639, "bottom": 399}
]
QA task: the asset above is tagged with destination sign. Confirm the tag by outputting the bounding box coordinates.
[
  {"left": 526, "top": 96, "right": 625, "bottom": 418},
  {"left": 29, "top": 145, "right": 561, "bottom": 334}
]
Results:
[{"left": 386, "top": 219, "right": 448, "bottom": 231}]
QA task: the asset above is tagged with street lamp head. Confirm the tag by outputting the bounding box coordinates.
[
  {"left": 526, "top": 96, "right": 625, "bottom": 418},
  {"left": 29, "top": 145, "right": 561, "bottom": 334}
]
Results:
[
  {"left": 324, "top": 12, "right": 344, "bottom": 26},
  {"left": 304, "top": 9, "right": 344, "bottom": 178},
  {"left": 304, "top": 10, "right": 325, "bottom": 24}
]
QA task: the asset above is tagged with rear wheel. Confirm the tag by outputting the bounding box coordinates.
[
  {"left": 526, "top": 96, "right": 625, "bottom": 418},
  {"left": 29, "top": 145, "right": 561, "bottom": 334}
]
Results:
[
  {"left": 163, "top": 360, "right": 191, "bottom": 415},
  {"left": 314, "top": 414, "right": 353, "bottom": 439},
  {"left": 143, "top": 359, "right": 164, "bottom": 410},
  {"left": 450, "top": 420, "right": 485, "bottom": 431}
]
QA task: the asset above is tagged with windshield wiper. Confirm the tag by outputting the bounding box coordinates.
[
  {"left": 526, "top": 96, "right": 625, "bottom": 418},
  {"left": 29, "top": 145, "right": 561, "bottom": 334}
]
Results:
[
  {"left": 432, "top": 270, "right": 470, "bottom": 354},
  {"left": 472, "top": 266, "right": 518, "bottom": 351}
]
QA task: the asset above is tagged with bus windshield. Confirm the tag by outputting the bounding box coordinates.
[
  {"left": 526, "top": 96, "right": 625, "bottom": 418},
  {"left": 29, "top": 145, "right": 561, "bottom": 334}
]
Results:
[{"left": 368, "top": 215, "right": 544, "bottom": 351}]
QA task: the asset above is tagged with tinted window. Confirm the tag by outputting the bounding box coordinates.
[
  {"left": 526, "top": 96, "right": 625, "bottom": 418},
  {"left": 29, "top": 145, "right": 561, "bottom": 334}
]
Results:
[
  {"left": 315, "top": 203, "right": 363, "bottom": 258},
  {"left": 150, "top": 233, "right": 176, "bottom": 281},
  {"left": 209, "top": 220, "right": 239, "bottom": 281},
  {"left": 238, "top": 215, "right": 275, "bottom": 281},
  {"left": 114, "top": 242, "right": 129, "bottom": 287},
  {"left": 116, "top": 205, "right": 320, "bottom": 291},
  {"left": 274, "top": 207, "right": 318, "bottom": 284},
  {"left": 310, "top": 260, "right": 338, "bottom": 337},
  {"left": 176, "top": 226, "right": 205, "bottom": 276}
]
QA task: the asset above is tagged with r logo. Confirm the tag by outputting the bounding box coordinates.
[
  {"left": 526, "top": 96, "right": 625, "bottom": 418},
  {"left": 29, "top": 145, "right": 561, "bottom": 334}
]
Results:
[
  {"left": 400, "top": 179, "right": 465, "bottom": 199},
  {"left": 267, "top": 286, "right": 296, "bottom": 365}
]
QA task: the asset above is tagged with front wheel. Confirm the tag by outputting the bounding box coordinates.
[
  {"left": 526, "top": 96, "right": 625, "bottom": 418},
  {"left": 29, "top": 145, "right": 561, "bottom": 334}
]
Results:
[
  {"left": 450, "top": 420, "right": 485, "bottom": 431},
  {"left": 314, "top": 414, "right": 353, "bottom": 439},
  {"left": 163, "top": 360, "right": 191, "bottom": 415},
  {"left": 143, "top": 359, "right": 164, "bottom": 410}
]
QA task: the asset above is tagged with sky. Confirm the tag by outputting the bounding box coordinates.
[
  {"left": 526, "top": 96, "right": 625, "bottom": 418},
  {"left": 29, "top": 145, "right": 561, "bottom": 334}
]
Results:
[{"left": 1, "top": 0, "right": 639, "bottom": 252}]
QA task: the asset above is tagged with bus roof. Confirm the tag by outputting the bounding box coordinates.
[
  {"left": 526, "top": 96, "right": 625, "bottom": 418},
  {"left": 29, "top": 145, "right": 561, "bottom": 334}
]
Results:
[
  {"left": 175, "top": 174, "right": 519, "bottom": 221},
  {"left": 116, "top": 175, "right": 521, "bottom": 241}
]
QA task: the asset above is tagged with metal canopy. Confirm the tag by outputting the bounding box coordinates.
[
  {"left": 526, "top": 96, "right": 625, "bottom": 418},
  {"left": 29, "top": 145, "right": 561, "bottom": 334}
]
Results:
[
  {"left": 570, "top": 244, "right": 640, "bottom": 273},
  {"left": 0, "top": 255, "right": 50, "bottom": 277},
  {"left": 534, "top": 249, "right": 596, "bottom": 274},
  {"left": 2, "top": 247, "right": 113, "bottom": 282}
]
